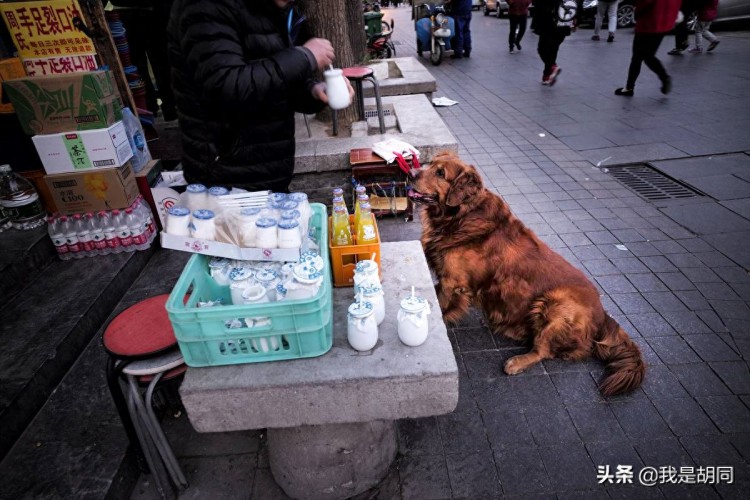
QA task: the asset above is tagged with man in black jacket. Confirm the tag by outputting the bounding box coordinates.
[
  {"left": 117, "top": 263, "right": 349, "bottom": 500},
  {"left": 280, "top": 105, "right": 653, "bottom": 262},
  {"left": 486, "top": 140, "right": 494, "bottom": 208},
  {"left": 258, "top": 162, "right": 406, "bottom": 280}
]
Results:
[
  {"left": 531, "top": 0, "right": 576, "bottom": 86},
  {"left": 168, "top": 0, "right": 346, "bottom": 192}
]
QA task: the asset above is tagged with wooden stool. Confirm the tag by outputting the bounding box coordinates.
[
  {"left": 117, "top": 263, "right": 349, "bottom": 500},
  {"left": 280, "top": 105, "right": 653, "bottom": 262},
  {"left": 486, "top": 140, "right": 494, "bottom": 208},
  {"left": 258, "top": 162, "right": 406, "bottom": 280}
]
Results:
[
  {"left": 103, "top": 294, "right": 188, "bottom": 497},
  {"left": 334, "top": 66, "right": 385, "bottom": 136}
]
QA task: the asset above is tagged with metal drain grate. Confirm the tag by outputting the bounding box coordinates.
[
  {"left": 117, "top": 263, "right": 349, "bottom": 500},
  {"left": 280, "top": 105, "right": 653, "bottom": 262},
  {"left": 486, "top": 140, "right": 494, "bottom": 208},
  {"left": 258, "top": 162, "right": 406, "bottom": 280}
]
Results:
[
  {"left": 364, "top": 108, "right": 395, "bottom": 118},
  {"left": 608, "top": 164, "right": 703, "bottom": 201}
]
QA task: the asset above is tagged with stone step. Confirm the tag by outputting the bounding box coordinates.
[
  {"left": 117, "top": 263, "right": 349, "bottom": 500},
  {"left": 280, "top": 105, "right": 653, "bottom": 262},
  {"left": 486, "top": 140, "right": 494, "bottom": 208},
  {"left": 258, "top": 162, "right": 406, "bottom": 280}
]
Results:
[
  {"left": 0, "top": 246, "right": 156, "bottom": 460},
  {"left": 0, "top": 227, "right": 57, "bottom": 305},
  {"left": 0, "top": 249, "right": 191, "bottom": 499}
]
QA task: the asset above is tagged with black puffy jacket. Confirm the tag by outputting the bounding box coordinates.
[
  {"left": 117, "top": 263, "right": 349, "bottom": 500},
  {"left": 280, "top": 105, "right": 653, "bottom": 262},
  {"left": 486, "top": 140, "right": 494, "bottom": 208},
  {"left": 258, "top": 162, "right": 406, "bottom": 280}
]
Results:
[{"left": 167, "top": 0, "right": 325, "bottom": 191}]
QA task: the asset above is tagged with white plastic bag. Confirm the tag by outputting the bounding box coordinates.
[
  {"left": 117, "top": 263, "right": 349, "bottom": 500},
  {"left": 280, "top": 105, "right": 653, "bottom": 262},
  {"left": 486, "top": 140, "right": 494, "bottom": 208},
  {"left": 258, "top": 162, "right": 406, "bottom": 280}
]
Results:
[{"left": 371, "top": 138, "right": 420, "bottom": 164}]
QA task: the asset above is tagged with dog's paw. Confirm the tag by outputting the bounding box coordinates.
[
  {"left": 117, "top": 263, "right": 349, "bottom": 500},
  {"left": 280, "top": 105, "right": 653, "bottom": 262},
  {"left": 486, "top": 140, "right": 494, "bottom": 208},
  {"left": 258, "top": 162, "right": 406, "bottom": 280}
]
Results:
[{"left": 504, "top": 356, "right": 527, "bottom": 376}]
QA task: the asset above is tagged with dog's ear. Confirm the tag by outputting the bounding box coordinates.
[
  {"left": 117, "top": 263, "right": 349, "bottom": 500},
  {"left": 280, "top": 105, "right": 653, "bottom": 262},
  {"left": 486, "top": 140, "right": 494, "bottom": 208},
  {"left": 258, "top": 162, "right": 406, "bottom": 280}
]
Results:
[{"left": 446, "top": 169, "right": 481, "bottom": 207}]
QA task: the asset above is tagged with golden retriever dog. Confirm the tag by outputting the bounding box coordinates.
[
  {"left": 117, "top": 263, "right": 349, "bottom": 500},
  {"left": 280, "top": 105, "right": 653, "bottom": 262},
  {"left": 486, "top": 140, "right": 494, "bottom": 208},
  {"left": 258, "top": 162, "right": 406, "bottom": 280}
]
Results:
[{"left": 408, "top": 152, "right": 645, "bottom": 396}]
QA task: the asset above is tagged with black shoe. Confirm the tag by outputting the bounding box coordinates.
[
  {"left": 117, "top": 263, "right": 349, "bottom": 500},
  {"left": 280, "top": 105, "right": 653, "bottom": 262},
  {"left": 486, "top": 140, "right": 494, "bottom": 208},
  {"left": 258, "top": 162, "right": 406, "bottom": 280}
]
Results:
[
  {"left": 515, "top": 42, "right": 521, "bottom": 51},
  {"left": 660, "top": 75, "right": 672, "bottom": 95},
  {"left": 450, "top": 53, "right": 463, "bottom": 59},
  {"left": 614, "top": 87, "right": 634, "bottom": 96},
  {"left": 509, "top": 46, "right": 514, "bottom": 53},
  {"left": 607, "top": 33, "right": 615, "bottom": 43},
  {"left": 464, "top": 51, "right": 471, "bottom": 58}
]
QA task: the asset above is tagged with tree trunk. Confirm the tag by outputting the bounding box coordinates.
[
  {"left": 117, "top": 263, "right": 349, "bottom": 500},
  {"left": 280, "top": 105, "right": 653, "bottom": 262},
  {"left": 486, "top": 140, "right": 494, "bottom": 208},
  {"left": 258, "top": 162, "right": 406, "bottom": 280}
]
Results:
[{"left": 300, "top": 0, "right": 367, "bottom": 128}]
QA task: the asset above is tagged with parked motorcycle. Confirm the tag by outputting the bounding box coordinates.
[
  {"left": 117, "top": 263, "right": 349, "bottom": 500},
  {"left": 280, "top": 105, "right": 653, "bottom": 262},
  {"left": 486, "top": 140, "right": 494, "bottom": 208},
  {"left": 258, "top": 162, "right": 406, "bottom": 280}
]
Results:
[
  {"left": 414, "top": 2, "right": 454, "bottom": 66},
  {"left": 367, "top": 19, "right": 396, "bottom": 59}
]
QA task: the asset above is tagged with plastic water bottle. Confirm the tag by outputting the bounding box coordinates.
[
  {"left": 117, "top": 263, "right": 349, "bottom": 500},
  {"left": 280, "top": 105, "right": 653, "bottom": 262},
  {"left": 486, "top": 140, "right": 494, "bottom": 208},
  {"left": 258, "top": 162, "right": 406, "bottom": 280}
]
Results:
[
  {"left": 112, "top": 209, "right": 134, "bottom": 251},
  {"left": 87, "top": 212, "right": 108, "bottom": 256},
  {"left": 47, "top": 216, "right": 71, "bottom": 260},
  {"left": 126, "top": 207, "right": 148, "bottom": 251},
  {"left": 74, "top": 213, "right": 94, "bottom": 257},
  {"left": 60, "top": 215, "right": 83, "bottom": 259},
  {"left": 99, "top": 211, "right": 121, "bottom": 254},
  {"left": 135, "top": 196, "right": 156, "bottom": 243},
  {"left": 0, "top": 164, "right": 46, "bottom": 230}
]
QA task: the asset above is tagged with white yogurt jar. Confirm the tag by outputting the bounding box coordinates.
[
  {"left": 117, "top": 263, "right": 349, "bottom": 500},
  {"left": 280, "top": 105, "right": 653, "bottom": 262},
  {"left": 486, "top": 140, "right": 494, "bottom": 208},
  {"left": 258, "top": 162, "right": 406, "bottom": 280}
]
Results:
[
  {"left": 347, "top": 300, "right": 378, "bottom": 351},
  {"left": 353, "top": 259, "right": 381, "bottom": 291},
  {"left": 165, "top": 206, "right": 191, "bottom": 236},
  {"left": 277, "top": 219, "right": 302, "bottom": 249},
  {"left": 239, "top": 207, "right": 261, "bottom": 247},
  {"left": 184, "top": 184, "right": 208, "bottom": 211},
  {"left": 208, "top": 257, "right": 232, "bottom": 286},
  {"left": 397, "top": 293, "right": 431, "bottom": 347},
  {"left": 228, "top": 267, "right": 254, "bottom": 305},
  {"left": 255, "top": 217, "right": 278, "bottom": 248},
  {"left": 191, "top": 209, "right": 216, "bottom": 240},
  {"left": 356, "top": 283, "right": 385, "bottom": 325}
]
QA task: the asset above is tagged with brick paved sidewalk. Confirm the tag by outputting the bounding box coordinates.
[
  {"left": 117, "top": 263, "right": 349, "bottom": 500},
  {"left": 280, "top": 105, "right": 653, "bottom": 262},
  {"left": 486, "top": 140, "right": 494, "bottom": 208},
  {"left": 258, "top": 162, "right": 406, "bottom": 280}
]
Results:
[{"left": 133, "top": 9, "right": 750, "bottom": 499}]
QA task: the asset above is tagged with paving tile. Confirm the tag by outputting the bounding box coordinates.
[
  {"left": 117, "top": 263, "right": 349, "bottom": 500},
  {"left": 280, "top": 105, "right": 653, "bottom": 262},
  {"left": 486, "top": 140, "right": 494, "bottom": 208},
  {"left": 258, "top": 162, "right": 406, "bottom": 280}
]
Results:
[
  {"left": 633, "top": 436, "right": 696, "bottom": 469},
  {"left": 713, "top": 266, "right": 750, "bottom": 285},
  {"left": 586, "top": 441, "right": 646, "bottom": 478},
  {"left": 572, "top": 245, "right": 607, "bottom": 261},
  {"left": 626, "top": 274, "right": 670, "bottom": 293},
  {"left": 708, "top": 300, "right": 750, "bottom": 321},
  {"left": 729, "top": 433, "right": 750, "bottom": 463},
  {"left": 399, "top": 453, "right": 452, "bottom": 500},
  {"left": 494, "top": 446, "right": 551, "bottom": 496},
  {"left": 660, "top": 203, "right": 750, "bottom": 235},
  {"left": 641, "top": 256, "right": 679, "bottom": 274},
  {"left": 565, "top": 401, "right": 626, "bottom": 443},
  {"left": 646, "top": 337, "right": 701, "bottom": 364},
  {"left": 556, "top": 491, "right": 610, "bottom": 500},
  {"left": 583, "top": 259, "right": 621, "bottom": 277},
  {"left": 608, "top": 486, "right": 666, "bottom": 499},
  {"left": 708, "top": 361, "right": 750, "bottom": 395},
  {"left": 550, "top": 372, "right": 605, "bottom": 403},
  {"left": 445, "top": 449, "right": 501, "bottom": 499},
  {"left": 538, "top": 443, "right": 597, "bottom": 491},
  {"left": 482, "top": 407, "right": 535, "bottom": 451},
  {"left": 694, "top": 251, "right": 737, "bottom": 269},
  {"left": 696, "top": 310, "right": 732, "bottom": 332},
  {"left": 695, "top": 282, "right": 742, "bottom": 301},
  {"left": 682, "top": 267, "right": 722, "bottom": 283},
  {"left": 470, "top": 377, "right": 518, "bottom": 413},
  {"left": 398, "top": 417, "right": 444, "bottom": 456},
  {"left": 524, "top": 405, "right": 581, "bottom": 446},
  {"left": 668, "top": 364, "right": 732, "bottom": 397},
  {"left": 632, "top": 338, "right": 664, "bottom": 367},
  {"left": 656, "top": 272, "right": 696, "bottom": 291},
  {"left": 642, "top": 291, "right": 690, "bottom": 313},
  {"left": 584, "top": 230, "right": 618, "bottom": 245},
  {"left": 437, "top": 407, "right": 491, "bottom": 454},
  {"left": 658, "top": 483, "right": 721, "bottom": 499},
  {"left": 695, "top": 396, "right": 750, "bottom": 433},
  {"left": 652, "top": 240, "right": 688, "bottom": 255},
  {"left": 596, "top": 276, "right": 638, "bottom": 295},
  {"left": 625, "top": 242, "right": 663, "bottom": 257},
  {"left": 250, "top": 469, "right": 291, "bottom": 500},
  {"left": 509, "top": 374, "right": 564, "bottom": 409},
  {"left": 613, "top": 258, "right": 651, "bottom": 274},
  {"left": 628, "top": 313, "right": 677, "bottom": 338},
  {"left": 680, "top": 435, "right": 750, "bottom": 476},
  {"left": 542, "top": 357, "right": 604, "bottom": 375},
  {"left": 463, "top": 349, "right": 538, "bottom": 381},
  {"left": 165, "top": 413, "right": 261, "bottom": 458},
  {"left": 651, "top": 398, "right": 720, "bottom": 437},
  {"left": 610, "top": 293, "right": 656, "bottom": 315},
  {"left": 612, "top": 229, "right": 647, "bottom": 244},
  {"left": 661, "top": 311, "right": 713, "bottom": 335},
  {"left": 666, "top": 253, "right": 705, "bottom": 269},
  {"left": 451, "top": 326, "right": 497, "bottom": 352},
  {"left": 610, "top": 399, "right": 673, "bottom": 440},
  {"left": 684, "top": 334, "right": 741, "bottom": 363},
  {"left": 640, "top": 365, "right": 690, "bottom": 400}
]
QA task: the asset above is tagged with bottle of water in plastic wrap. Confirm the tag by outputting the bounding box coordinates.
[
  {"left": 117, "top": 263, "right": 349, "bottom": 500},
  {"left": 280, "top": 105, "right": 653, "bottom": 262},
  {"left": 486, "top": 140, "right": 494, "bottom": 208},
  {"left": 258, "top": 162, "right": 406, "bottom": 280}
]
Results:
[{"left": 0, "top": 164, "right": 45, "bottom": 230}]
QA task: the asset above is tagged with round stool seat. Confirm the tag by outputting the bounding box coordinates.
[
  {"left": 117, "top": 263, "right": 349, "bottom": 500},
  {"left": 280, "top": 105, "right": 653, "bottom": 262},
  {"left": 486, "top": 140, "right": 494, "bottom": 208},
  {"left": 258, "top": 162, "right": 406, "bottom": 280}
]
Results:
[
  {"left": 121, "top": 347, "right": 184, "bottom": 376},
  {"left": 139, "top": 364, "right": 188, "bottom": 383},
  {"left": 104, "top": 294, "right": 177, "bottom": 358},
  {"left": 342, "top": 66, "right": 374, "bottom": 80}
]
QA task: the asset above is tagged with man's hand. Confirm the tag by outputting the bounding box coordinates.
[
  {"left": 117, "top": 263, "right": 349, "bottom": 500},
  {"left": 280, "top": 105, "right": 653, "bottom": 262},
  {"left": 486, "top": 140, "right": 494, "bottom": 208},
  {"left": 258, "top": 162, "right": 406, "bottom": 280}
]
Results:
[
  {"left": 311, "top": 78, "right": 355, "bottom": 105},
  {"left": 304, "top": 38, "right": 335, "bottom": 70}
]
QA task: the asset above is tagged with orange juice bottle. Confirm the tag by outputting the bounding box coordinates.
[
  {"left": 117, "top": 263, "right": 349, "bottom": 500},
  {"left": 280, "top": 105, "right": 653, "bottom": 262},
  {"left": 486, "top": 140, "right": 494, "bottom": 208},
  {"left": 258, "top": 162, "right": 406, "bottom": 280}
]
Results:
[
  {"left": 353, "top": 193, "right": 369, "bottom": 233},
  {"left": 356, "top": 202, "right": 377, "bottom": 244},
  {"left": 332, "top": 205, "right": 353, "bottom": 246}
]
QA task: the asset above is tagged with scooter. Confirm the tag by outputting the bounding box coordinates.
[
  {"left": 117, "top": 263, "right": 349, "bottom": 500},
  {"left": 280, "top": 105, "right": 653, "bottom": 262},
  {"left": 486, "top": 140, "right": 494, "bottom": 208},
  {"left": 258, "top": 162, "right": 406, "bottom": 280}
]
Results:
[
  {"left": 414, "top": 3, "right": 454, "bottom": 66},
  {"left": 367, "top": 19, "right": 396, "bottom": 59}
]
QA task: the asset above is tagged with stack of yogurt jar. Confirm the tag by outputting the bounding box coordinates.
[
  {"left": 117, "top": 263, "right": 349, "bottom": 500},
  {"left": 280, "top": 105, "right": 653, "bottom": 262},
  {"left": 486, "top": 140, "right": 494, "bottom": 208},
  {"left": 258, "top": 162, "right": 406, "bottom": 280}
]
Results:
[{"left": 164, "top": 186, "right": 312, "bottom": 250}]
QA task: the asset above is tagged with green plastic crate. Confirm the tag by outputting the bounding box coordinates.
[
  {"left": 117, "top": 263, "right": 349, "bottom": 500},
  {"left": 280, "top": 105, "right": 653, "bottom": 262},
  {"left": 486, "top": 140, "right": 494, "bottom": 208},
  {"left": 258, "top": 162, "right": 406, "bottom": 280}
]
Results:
[{"left": 166, "top": 204, "right": 333, "bottom": 367}]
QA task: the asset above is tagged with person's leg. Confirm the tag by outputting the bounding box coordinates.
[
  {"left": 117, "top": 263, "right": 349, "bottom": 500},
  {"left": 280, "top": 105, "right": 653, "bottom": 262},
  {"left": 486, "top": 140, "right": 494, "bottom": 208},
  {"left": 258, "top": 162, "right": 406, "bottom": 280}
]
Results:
[
  {"left": 622, "top": 33, "right": 647, "bottom": 91},
  {"left": 642, "top": 33, "right": 670, "bottom": 89},
  {"left": 509, "top": 15, "right": 519, "bottom": 50},
  {"left": 704, "top": 21, "right": 720, "bottom": 50},
  {"left": 463, "top": 14, "right": 472, "bottom": 56},
  {"left": 452, "top": 14, "right": 465, "bottom": 57},
  {"left": 516, "top": 15, "right": 527, "bottom": 47},
  {"left": 606, "top": 1, "right": 618, "bottom": 40},
  {"left": 694, "top": 20, "right": 705, "bottom": 49},
  {"left": 593, "top": 2, "right": 605, "bottom": 38},
  {"left": 537, "top": 35, "right": 554, "bottom": 80}
]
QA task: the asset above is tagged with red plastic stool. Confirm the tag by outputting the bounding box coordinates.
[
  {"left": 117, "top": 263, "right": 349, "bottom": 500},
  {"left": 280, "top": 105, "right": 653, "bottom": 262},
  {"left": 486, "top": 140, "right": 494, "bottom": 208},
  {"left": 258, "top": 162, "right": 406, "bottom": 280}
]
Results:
[
  {"left": 104, "top": 294, "right": 187, "bottom": 496},
  {"left": 333, "top": 66, "right": 385, "bottom": 136}
]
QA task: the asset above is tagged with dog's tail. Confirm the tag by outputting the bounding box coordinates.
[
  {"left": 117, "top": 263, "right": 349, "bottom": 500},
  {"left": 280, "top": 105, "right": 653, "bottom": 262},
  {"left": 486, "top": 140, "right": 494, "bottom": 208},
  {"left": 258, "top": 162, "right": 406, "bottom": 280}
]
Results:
[{"left": 593, "top": 315, "right": 646, "bottom": 396}]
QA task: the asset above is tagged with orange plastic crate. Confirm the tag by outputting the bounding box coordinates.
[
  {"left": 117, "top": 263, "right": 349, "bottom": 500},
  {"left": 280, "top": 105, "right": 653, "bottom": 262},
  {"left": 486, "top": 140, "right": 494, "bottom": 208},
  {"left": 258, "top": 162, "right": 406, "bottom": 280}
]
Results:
[{"left": 328, "top": 215, "right": 381, "bottom": 287}]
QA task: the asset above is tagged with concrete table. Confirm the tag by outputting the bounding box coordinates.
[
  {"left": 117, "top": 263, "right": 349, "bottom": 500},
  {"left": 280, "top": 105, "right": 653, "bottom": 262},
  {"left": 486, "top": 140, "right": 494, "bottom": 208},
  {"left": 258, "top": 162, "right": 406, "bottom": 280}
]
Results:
[{"left": 180, "top": 241, "right": 459, "bottom": 500}]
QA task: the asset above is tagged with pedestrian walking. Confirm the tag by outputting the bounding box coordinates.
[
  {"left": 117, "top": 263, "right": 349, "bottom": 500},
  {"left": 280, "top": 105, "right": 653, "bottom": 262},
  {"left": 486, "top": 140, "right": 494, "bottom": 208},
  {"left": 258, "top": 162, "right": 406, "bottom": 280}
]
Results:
[
  {"left": 448, "top": 0, "right": 474, "bottom": 58},
  {"left": 591, "top": 0, "right": 620, "bottom": 42},
  {"left": 615, "top": 0, "right": 681, "bottom": 96},
  {"left": 688, "top": 0, "right": 720, "bottom": 53},
  {"left": 668, "top": 0, "right": 701, "bottom": 55},
  {"left": 508, "top": 0, "right": 532, "bottom": 53},
  {"left": 531, "top": 0, "right": 577, "bottom": 86}
]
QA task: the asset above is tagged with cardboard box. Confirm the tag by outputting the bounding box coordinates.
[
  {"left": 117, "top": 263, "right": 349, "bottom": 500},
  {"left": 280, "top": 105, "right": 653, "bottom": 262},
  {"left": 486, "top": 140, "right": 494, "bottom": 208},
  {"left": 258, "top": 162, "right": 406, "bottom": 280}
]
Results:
[
  {"left": 32, "top": 121, "right": 133, "bottom": 174},
  {"left": 0, "top": 58, "right": 26, "bottom": 114},
  {"left": 2, "top": 71, "right": 122, "bottom": 134},
  {"left": 44, "top": 162, "right": 139, "bottom": 214},
  {"left": 160, "top": 232, "right": 302, "bottom": 262}
]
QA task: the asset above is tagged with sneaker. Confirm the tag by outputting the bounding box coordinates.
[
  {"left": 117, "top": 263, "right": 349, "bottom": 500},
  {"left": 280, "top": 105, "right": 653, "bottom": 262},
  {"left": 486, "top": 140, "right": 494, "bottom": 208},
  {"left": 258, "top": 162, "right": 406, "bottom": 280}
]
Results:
[
  {"left": 464, "top": 51, "right": 471, "bottom": 58},
  {"left": 667, "top": 48, "right": 684, "bottom": 55},
  {"left": 548, "top": 65, "right": 561, "bottom": 86},
  {"left": 614, "top": 87, "right": 634, "bottom": 97},
  {"left": 660, "top": 75, "right": 672, "bottom": 95},
  {"left": 541, "top": 75, "right": 551, "bottom": 86},
  {"left": 607, "top": 33, "right": 615, "bottom": 43},
  {"left": 509, "top": 46, "right": 514, "bottom": 53},
  {"left": 688, "top": 46, "right": 703, "bottom": 53},
  {"left": 707, "top": 40, "right": 720, "bottom": 51},
  {"left": 516, "top": 42, "right": 522, "bottom": 51},
  {"left": 591, "top": 35, "right": 600, "bottom": 41}
]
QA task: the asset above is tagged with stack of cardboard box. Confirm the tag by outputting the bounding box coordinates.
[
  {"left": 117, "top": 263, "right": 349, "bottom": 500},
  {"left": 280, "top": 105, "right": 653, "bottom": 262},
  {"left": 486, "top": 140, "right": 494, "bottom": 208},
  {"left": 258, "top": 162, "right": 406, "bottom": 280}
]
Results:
[{"left": 2, "top": 70, "right": 139, "bottom": 214}]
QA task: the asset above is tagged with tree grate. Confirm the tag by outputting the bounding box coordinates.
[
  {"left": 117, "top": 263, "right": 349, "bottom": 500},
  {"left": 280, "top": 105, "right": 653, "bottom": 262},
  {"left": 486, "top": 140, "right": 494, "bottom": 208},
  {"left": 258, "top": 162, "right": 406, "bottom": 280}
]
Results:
[
  {"left": 607, "top": 164, "right": 703, "bottom": 201},
  {"left": 364, "top": 108, "right": 395, "bottom": 118}
]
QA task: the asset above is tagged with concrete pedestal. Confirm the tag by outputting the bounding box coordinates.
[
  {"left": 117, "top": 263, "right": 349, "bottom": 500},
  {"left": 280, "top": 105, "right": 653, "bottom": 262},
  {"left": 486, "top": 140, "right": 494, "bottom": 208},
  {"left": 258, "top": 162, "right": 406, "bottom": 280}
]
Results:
[{"left": 268, "top": 420, "right": 397, "bottom": 500}]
